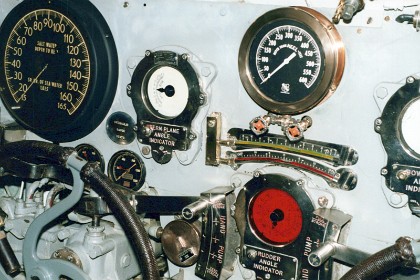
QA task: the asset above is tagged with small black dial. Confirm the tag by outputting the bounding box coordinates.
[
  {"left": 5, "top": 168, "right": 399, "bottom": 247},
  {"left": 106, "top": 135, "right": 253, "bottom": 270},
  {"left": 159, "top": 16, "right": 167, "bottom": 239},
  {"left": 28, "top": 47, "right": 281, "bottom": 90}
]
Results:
[
  {"left": 108, "top": 150, "right": 146, "bottom": 191},
  {"left": 75, "top": 144, "right": 105, "bottom": 171}
]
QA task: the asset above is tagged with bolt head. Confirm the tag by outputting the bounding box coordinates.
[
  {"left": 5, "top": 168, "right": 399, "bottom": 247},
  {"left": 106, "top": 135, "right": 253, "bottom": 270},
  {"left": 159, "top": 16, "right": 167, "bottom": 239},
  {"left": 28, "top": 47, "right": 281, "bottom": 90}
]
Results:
[
  {"left": 318, "top": 196, "right": 329, "bottom": 207},
  {"left": 407, "top": 76, "right": 415, "bottom": 84}
]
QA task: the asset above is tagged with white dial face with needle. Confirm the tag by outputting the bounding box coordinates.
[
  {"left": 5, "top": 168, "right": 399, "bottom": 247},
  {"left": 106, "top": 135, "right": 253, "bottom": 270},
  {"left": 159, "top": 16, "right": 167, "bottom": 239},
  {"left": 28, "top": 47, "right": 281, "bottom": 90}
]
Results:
[{"left": 147, "top": 66, "right": 189, "bottom": 118}]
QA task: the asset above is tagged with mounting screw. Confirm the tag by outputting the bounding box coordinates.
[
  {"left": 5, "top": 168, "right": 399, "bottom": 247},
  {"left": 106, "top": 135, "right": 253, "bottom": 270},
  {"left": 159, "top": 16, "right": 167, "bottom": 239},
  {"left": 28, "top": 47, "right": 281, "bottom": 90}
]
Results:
[
  {"left": 407, "top": 76, "right": 415, "bottom": 84},
  {"left": 208, "top": 119, "right": 216, "bottom": 128},
  {"left": 246, "top": 249, "right": 257, "bottom": 260},
  {"left": 181, "top": 53, "right": 189, "bottom": 60},
  {"left": 381, "top": 168, "right": 388, "bottom": 175},
  {"left": 141, "top": 146, "right": 151, "bottom": 155},
  {"left": 145, "top": 50, "right": 151, "bottom": 56},
  {"left": 318, "top": 196, "right": 329, "bottom": 207}
]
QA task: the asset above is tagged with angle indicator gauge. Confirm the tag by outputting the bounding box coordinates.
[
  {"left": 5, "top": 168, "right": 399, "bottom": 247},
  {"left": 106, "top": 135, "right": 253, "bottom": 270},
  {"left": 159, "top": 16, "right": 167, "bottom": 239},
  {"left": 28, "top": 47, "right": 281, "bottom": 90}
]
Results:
[
  {"left": 129, "top": 50, "right": 203, "bottom": 122},
  {"left": 0, "top": 0, "right": 118, "bottom": 142},
  {"left": 238, "top": 7, "right": 345, "bottom": 114},
  {"left": 128, "top": 50, "right": 205, "bottom": 164},
  {"left": 249, "top": 188, "right": 303, "bottom": 246}
]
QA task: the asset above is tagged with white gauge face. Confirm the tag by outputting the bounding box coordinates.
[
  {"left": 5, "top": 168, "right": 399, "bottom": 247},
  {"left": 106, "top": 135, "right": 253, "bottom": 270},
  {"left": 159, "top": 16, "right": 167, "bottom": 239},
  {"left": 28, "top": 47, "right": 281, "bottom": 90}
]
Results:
[
  {"left": 147, "top": 66, "right": 189, "bottom": 119},
  {"left": 401, "top": 98, "right": 420, "bottom": 154}
]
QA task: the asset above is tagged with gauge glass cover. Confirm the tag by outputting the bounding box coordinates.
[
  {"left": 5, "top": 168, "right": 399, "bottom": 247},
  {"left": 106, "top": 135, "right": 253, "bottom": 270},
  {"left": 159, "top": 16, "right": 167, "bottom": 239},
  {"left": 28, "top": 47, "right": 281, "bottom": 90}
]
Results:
[
  {"left": 146, "top": 66, "right": 189, "bottom": 119},
  {"left": 238, "top": 7, "right": 345, "bottom": 114},
  {"left": 0, "top": 0, "right": 118, "bottom": 142},
  {"left": 248, "top": 188, "right": 303, "bottom": 246},
  {"left": 249, "top": 22, "right": 324, "bottom": 104},
  {"left": 75, "top": 144, "right": 105, "bottom": 171},
  {"left": 401, "top": 98, "right": 420, "bottom": 155},
  {"left": 108, "top": 150, "right": 146, "bottom": 191}
]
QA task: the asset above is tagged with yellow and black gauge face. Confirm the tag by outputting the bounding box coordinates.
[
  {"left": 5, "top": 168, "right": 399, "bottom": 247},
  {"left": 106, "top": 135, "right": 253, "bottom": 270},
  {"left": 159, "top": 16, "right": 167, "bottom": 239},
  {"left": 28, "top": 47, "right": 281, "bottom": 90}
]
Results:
[
  {"left": 0, "top": 0, "right": 118, "bottom": 142},
  {"left": 238, "top": 6, "right": 345, "bottom": 114},
  {"left": 4, "top": 9, "right": 90, "bottom": 114}
]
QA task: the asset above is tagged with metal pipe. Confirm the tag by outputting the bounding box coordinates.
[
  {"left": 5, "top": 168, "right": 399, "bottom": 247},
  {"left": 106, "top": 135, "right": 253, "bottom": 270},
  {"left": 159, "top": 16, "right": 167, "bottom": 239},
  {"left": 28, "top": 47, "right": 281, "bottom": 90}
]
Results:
[{"left": 308, "top": 241, "right": 370, "bottom": 267}]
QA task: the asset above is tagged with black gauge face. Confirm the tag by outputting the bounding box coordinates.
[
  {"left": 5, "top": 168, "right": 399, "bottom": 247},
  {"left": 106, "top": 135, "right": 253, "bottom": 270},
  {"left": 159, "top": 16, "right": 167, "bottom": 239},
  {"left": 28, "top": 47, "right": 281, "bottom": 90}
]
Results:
[
  {"left": 238, "top": 7, "right": 345, "bottom": 114},
  {"left": 106, "top": 111, "right": 136, "bottom": 145},
  {"left": 0, "top": 0, "right": 118, "bottom": 142},
  {"left": 108, "top": 150, "right": 146, "bottom": 191},
  {"left": 249, "top": 22, "right": 324, "bottom": 104},
  {"left": 75, "top": 144, "right": 105, "bottom": 172}
]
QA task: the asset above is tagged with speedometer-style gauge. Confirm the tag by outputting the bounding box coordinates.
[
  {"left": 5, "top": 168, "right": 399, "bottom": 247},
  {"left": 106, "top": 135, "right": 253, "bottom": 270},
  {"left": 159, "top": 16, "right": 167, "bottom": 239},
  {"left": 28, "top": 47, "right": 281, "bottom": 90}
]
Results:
[
  {"left": 238, "top": 7, "right": 345, "bottom": 114},
  {"left": 108, "top": 150, "right": 146, "bottom": 191},
  {"left": 0, "top": 0, "right": 118, "bottom": 142},
  {"left": 75, "top": 143, "right": 105, "bottom": 172}
]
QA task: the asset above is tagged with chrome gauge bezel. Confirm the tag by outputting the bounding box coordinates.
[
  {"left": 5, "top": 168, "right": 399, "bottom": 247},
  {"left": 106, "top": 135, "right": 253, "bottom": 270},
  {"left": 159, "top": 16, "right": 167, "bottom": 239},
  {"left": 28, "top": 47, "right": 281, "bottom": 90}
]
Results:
[{"left": 238, "top": 6, "right": 345, "bottom": 114}]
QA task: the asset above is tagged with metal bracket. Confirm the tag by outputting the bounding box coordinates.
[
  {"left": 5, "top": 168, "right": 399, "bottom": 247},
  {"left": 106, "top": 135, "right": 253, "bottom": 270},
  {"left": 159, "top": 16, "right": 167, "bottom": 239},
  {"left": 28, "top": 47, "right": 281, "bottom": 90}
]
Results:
[{"left": 23, "top": 153, "right": 91, "bottom": 280}]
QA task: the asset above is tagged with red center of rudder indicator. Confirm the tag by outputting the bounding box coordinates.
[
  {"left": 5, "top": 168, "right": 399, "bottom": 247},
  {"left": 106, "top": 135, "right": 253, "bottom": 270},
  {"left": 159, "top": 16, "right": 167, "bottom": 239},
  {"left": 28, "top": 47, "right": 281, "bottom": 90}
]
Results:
[{"left": 249, "top": 188, "right": 303, "bottom": 246}]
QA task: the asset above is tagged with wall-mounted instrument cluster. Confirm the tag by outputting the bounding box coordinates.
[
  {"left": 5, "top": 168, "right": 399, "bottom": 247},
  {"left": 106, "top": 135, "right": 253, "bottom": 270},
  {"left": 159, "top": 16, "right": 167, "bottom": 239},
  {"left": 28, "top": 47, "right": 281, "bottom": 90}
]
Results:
[{"left": 0, "top": 0, "right": 420, "bottom": 280}]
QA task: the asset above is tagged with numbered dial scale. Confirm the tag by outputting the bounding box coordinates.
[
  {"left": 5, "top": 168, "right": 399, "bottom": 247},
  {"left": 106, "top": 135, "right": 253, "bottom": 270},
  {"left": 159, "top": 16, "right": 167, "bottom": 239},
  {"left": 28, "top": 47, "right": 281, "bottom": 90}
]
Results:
[
  {"left": 75, "top": 144, "right": 105, "bottom": 172},
  {"left": 0, "top": 0, "right": 118, "bottom": 142},
  {"left": 238, "top": 7, "right": 345, "bottom": 114},
  {"left": 108, "top": 150, "right": 146, "bottom": 191}
]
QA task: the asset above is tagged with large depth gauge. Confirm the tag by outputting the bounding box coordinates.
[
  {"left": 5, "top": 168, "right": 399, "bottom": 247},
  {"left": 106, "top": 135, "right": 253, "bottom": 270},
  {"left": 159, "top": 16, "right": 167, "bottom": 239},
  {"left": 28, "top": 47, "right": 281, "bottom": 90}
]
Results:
[
  {"left": 238, "top": 7, "right": 345, "bottom": 114},
  {"left": 0, "top": 0, "right": 118, "bottom": 142}
]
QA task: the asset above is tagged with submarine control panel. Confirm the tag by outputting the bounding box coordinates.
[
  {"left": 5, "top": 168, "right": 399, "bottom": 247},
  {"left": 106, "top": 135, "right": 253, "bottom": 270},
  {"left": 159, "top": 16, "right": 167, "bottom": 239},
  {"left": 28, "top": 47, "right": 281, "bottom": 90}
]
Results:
[{"left": 0, "top": 0, "right": 419, "bottom": 279}]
